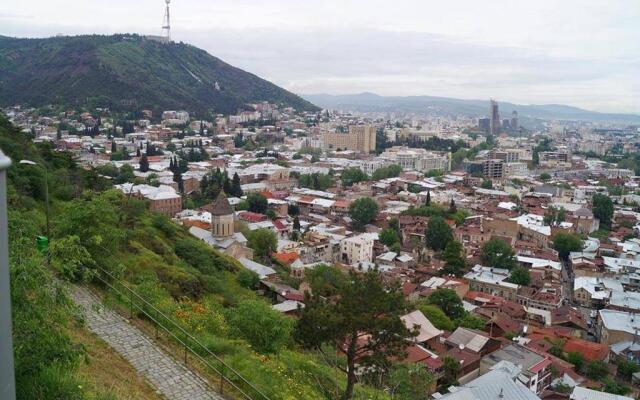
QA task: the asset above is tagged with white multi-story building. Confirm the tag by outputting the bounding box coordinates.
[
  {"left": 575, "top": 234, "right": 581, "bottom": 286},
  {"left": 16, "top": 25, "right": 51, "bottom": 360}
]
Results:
[
  {"left": 380, "top": 146, "right": 451, "bottom": 172},
  {"left": 504, "top": 162, "right": 529, "bottom": 177},
  {"left": 340, "top": 234, "right": 374, "bottom": 265}
]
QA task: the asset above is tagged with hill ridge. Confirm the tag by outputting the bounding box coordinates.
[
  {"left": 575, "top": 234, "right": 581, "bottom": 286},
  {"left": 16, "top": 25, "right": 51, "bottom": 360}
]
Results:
[
  {"left": 0, "top": 34, "right": 318, "bottom": 115},
  {"left": 303, "top": 92, "right": 640, "bottom": 123}
]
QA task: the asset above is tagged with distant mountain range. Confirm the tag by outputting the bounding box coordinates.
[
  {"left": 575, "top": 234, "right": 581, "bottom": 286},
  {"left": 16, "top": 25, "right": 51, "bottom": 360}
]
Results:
[
  {"left": 303, "top": 92, "right": 640, "bottom": 123},
  {"left": 0, "top": 34, "right": 319, "bottom": 115}
]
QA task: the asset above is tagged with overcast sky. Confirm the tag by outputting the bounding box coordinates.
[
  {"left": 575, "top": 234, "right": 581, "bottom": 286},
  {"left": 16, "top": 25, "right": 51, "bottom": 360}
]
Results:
[{"left": 2, "top": 0, "right": 639, "bottom": 114}]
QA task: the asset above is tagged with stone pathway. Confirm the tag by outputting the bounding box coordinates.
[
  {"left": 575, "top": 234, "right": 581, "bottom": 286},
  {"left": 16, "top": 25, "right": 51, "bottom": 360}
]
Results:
[{"left": 70, "top": 285, "right": 223, "bottom": 400}]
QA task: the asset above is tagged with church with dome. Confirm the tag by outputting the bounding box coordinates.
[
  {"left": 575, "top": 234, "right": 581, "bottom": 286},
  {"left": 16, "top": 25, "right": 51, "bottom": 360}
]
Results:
[{"left": 188, "top": 192, "right": 253, "bottom": 259}]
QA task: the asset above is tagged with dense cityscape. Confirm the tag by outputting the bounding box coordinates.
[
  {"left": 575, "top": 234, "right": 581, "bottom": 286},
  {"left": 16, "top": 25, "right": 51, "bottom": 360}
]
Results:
[{"left": 1, "top": 2, "right": 640, "bottom": 400}]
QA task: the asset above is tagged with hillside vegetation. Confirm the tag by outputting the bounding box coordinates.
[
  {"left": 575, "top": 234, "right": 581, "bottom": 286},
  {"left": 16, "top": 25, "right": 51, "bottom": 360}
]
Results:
[
  {"left": 0, "top": 34, "right": 318, "bottom": 115},
  {"left": 2, "top": 115, "right": 382, "bottom": 399}
]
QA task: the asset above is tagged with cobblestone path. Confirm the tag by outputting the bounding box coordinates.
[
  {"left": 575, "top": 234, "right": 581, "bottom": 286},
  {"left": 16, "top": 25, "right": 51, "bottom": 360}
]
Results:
[{"left": 70, "top": 285, "right": 223, "bottom": 400}]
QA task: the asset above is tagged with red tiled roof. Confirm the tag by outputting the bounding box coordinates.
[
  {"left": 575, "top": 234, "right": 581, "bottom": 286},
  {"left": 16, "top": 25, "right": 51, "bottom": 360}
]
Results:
[
  {"left": 530, "top": 357, "right": 552, "bottom": 373},
  {"left": 563, "top": 339, "right": 609, "bottom": 362},
  {"left": 272, "top": 219, "right": 288, "bottom": 231},
  {"left": 273, "top": 252, "right": 299, "bottom": 265},
  {"left": 402, "top": 282, "right": 419, "bottom": 297},
  {"left": 238, "top": 211, "right": 266, "bottom": 222}
]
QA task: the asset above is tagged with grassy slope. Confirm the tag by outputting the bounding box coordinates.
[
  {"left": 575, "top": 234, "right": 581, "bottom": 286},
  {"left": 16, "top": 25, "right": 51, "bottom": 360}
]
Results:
[
  {"left": 0, "top": 34, "right": 319, "bottom": 114},
  {"left": 67, "top": 325, "right": 161, "bottom": 400}
]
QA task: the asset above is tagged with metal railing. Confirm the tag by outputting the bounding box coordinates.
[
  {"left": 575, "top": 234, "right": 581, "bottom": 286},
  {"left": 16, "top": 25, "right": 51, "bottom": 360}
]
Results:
[
  {"left": 0, "top": 149, "right": 16, "bottom": 400},
  {"left": 92, "top": 265, "right": 271, "bottom": 400}
]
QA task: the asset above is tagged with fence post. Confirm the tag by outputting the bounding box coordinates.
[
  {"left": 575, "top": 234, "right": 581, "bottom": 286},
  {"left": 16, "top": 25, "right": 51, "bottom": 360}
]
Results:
[{"left": 0, "top": 149, "right": 16, "bottom": 400}]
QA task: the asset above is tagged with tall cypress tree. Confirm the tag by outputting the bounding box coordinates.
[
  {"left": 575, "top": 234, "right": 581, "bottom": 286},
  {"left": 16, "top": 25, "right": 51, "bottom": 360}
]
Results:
[
  {"left": 231, "top": 172, "right": 243, "bottom": 197},
  {"left": 139, "top": 155, "right": 149, "bottom": 172}
]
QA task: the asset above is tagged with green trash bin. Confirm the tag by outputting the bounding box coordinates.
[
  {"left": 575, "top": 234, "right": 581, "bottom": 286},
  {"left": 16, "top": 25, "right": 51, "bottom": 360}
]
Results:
[{"left": 36, "top": 236, "right": 49, "bottom": 253}]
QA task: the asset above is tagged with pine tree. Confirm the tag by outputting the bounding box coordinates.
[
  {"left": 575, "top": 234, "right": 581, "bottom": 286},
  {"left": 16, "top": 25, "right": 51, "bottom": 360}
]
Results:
[
  {"left": 231, "top": 172, "right": 243, "bottom": 197},
  {"left": 293, "top": 216, "right": 301, "bottom": 231},
  {"left": 199, "top": 121, "right": 204, "bottom": 135},
  {"left": 111, "top": 141, "right": 117, "bottom": 153},
  {"left": 426, "top": 190, "right": 431, "bottom": 205},
  {"left": 56, "top": 126, "right": 62, "bottom": 140},
  {"left": 449, "top": 198, "right": 457, "bottom": 214},
  {"left": 139, "top": 155, "right": 149, "bottom": 172},
  {"left": 169, "top": 157, "right": 175, "bottom": 172},
  {"left": 136, "top": 147, "right": 141, "bottom": 157},
  {"left": 223, "top": 176, "right": 232, "bottom": 195}
]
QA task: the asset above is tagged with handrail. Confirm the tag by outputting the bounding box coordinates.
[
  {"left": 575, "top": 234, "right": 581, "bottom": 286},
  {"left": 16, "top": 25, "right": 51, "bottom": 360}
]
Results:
[{"left": 92, "top": 265, "right": 271, "bottom": 400}]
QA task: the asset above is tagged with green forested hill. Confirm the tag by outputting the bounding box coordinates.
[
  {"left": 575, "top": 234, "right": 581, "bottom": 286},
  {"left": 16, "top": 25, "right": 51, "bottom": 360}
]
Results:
[{"left": 0, "top": 34, "right": 318, "bottom": 115}]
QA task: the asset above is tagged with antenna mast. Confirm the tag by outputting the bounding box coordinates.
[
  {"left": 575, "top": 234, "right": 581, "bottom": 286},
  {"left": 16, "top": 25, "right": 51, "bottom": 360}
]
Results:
[{"left": 161, "top": 0, "right": 171, "bottom": 41}]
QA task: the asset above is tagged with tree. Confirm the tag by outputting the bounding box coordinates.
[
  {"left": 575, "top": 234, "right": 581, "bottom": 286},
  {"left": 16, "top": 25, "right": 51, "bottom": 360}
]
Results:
[
  {"left": 480, "top": 239, "right": 518, "bottom": 270},
  {"left": 441, "top": 240, "right": 466, "bottom": 277},
  {"left": 441, "top": 356, "right": 460, "bottom": 387},
  {"left": 341, "top": 167, "right": 369, "bottom": 187},
  {"left": 553, "top": 232, "right": 583, "bottom": 261},
  {"left": 247, "top": 228, "right": 277, "bottom": 261},
  {"left": 425, "top": 216, "right": 453, "bottom": 252},
  {"left": 293, "top": 216, "right": 301, "bottom": 231},
  {"left": 544, "top": 206, "right": 567, "bottom": 226},
  {"left": 349, "top": 197, "right": 379, "bottom": 230},
  {"left": 456, "top": 313, "right": 485, "bottom": 330},
  {"left": 372, "top": 164, "right": 402, "bottom": 180},
  {"left": 617, "top": 359, "right": 640, "bottom": 381},
  {"left": 601, "top": 378, "right": 631, "bottom": 396},
  {"left": 539, "top": 172, "right": 551, "bottom": 181},
  {"left": 566, "top": 352, "right": 585, "bottom": 371},
  {"left": 226, "top": 299, "right": 294, "bottom": 353},
  {"left": 386, "top": 363, "right": 433, "bottom": 400},
  {"left": 585, "top": 360, "right": 609, "bottom": 380},
  {"left": 425, "top": 190, "right": 431, "bottom": 205},
  {"left": 115, "top": 164, "right": 135, "bottom": 184},
  {"left": 247, "top": 192, "right": 268, "bottom": 214},
  {"left": 508, "top": 266, "right": 531, "bottom": 286},
  {"left": 416, "top": 304, "right": 455, "bottom": 331},
  {"left": 427, "top": 289, "right": 464, "bottom": 320},
  {"left": 593, "top": 193, "right": 614, "bottom": 230},
  {"left": 305, "top": 264, "right": 347, "bottom": 297},
  {"left": 480, "top": 179, "right": 493, "bottom": 189},
  {"left": 448, "top": 198, "right": 457, "bottom": 214},
  {"left": 49, "top": 235, "right": 95, "bottom": 282},
  {"left": 237, "top": 268, "right": 260, "bottom": 290},
  {"left": 139, "top": 154, "right": 149, "bottom": 172},
  {"left": 296, "top": 270, "right": 414, "bottom": 400},
  {"left": 379, "top": 228, "right": 401, "bottom": 248}
]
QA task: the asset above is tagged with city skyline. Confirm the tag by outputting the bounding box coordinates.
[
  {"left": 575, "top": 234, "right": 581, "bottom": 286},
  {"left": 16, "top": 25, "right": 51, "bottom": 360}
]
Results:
[{"left": 1, "top": 0, "right": 639, "bottom": 114}]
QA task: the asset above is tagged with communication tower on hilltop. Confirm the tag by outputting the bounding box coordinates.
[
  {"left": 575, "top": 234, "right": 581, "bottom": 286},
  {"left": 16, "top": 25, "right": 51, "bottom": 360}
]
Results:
[{"left": 161, "top": 0, "right": 171, "bottom": 41}]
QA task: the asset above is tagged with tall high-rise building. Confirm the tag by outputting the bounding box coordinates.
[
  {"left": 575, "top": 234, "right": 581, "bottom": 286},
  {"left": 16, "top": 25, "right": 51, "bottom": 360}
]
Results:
[
  {"left": 511, "top": 111, "right": 519, "bottom": 130},
  {"left": 489, "top": 99, "right": 500, "bottom": 135},
  {"left": 478, "top": 118, "right": 490, "bottom": 133}
]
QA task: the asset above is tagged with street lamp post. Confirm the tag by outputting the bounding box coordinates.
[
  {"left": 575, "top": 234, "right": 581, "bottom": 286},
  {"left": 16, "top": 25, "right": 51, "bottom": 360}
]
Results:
[
  {"left": 0, "top": 149, "right": 16, "bottom": 400},
  {"left": 19, "top": 160, "right": 50, "bottom": 238}
]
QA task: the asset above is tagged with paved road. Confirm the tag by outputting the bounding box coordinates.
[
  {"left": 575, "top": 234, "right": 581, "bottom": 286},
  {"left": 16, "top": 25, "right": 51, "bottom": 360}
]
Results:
[{"left": 70, "top": 285, "right": 223, "bottom": 400}]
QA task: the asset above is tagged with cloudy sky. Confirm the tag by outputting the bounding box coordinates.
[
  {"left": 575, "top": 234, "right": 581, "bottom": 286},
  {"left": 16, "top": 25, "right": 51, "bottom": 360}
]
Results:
[{"left": 2, "top": 0, "right": 639, "bottom": 113}]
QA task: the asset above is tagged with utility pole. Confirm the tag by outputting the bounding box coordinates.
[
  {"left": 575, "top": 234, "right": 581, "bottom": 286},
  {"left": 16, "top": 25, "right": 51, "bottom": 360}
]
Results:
[{"left": 0, "top": 149, "right": 16, "bottom": 400}]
